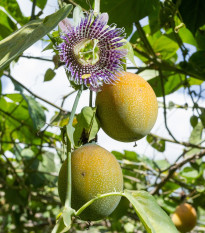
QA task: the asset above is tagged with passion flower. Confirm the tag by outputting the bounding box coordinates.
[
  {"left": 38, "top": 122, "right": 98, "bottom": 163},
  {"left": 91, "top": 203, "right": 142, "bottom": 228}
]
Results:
[{"left": 58, "top": 11, "right": 127, "bottom": 91}]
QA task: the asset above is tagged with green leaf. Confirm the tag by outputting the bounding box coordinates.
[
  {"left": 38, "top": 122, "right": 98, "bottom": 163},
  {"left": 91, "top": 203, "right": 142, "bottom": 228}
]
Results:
[
  {"left": 74, "top": 0, "right": 160, "bottom": 34},
  {"left": 188, "top": 77, "right": 204, "bottom": 86},
  {"left": 152, "top": 35, "right": 179, "bottom": 60},
  {"left": 62, "top": 207, "right": 75, "bottom": 227},
  {"left": 148, "top": 73, "right": 183, "bottom": 97},
  {"left": 156, "top": 197, "right": 177, "bottom": 213},
  {"left": 42, "top": 42, "right": 54, "bottom": 51},
  {"left": 10, "top": 81, "right": 46, "bottom": 131},
  {"left": 25, "top": 96, "right": 46, "bottom": 130},
  {"left": 123, "top": 150, "right": 139, "bottom": 161},
  {"left": 30, "top": 0, "right": 47, "bottom": 10},
  {"left": 148, "top": 0, "right": 161, "bottom": 34},
  {"left": 0, "top": 4, "right": 73, "bottom": 71},
  {"left": 178, "top": 27, "right": 197, "bottom": 46},
  {"left": 155, "top": 159, "right": 170, "bottom": 171},
  {"left": 120, "top": 40, "right": 137, "bottom": 67},
  {"left": 0, "top": 96, "right": 43, "bottom": 150},
  {"left": 139, "top": 69, "right": 159, "bottom": 81},
  {"left": 109, "top": 196, "right": 130, "bottom": 220},
  {"left": 66, "top": 124, "right": 75, "bottom": 146},
  {"left": 0, "top": 10, "right": 17, "bottom": 40},
  {"left": 111, "top": 151, "right": 124, "bottom": 160},
  {"left": 74, "top": 107, "right": 100, "bottom": 146},
  {"left": 39, "top": 152, "right": 57, "bottom": 173},
  {"left": 0, "top": 78, "right": 2, "bottom": 95},
  {"left": 174, "top": 0, "right": 205, "bottom": 35},
  {"left": 44, "top": 68, "right": 56, "bottom": 82},
  {"left": 0, "top": 0, "right": 28, "bottom": 25},
  {"left": 180, "top": 167, "right": 200, "bottom": 180},
  {"left": 189, "top": 121, "right": 203, "bottom": 145},
  {"left": 50, "top": 111, "right": 70, "bottom": 127},
  {"left": 21, "top": 148, "right": 35, "bottom": 160},
  {"left": 196, "top": 25, "right": 205, "bottom": 50},
  {"left": 124, "top": 190, "right": 178, "bottom": 233},
  {"left": 179, "top": 61, "right": 205, "bottom": 81},
  {"left": 200, "top": 108, "right": 205, "bottom": 128},
  {"left": 5, "top": 188, "right": 28, "bottom": 206},
  {"left": 189, "top": 51, "right": 205, "bottom": 75},
  {"left": 190, "top": 115, "right": 198, "bottom": 128},
  {"left": 159, "top": 1, "right": 176, "bottom": 31},
  {"left": 163, "top": 181, "right": 180, "bottom": 192},
  {"left": 51, "top": 216, "right": 71, "bottom": 233},
  {"left": 187, "top": 122, "right": 203, "bottom": 156},
  {"left": 147, "top": 134, "right": 165, "bottom": 152}
]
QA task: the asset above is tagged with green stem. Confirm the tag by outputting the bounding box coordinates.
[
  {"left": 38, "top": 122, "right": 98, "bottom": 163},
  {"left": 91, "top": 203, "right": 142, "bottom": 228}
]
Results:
[
  {"left": 75, "top": 192, "right": 124, "bottom": 216},
  {"left": 94, "top": 0, "right": 100, "bottom": 15},
  {"left": 65, "top": 141, "right": 72, "bottom": 207},
  {"left": 68, "top": 86, "right": 83, "bottom": 127},
  {"left": 65, "top": 85, "right": 83, "bottom": 208},
  {"left": 89, "top": 90, "right": 93, "bottom": 107},
  {"left": 30, "top": 0, "right": 36, "bottom": 20}
]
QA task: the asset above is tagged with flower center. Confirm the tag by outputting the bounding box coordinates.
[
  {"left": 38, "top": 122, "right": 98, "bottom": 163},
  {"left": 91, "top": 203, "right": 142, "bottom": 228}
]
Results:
[{"left": 74, "top": 39, "right": 100, "bottom": 66}]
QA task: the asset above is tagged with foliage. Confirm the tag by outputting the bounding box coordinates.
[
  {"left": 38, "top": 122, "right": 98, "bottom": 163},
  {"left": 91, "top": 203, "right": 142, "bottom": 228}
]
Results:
[{"left": 0, "top": 0, "right": 205, "bottom": 233}]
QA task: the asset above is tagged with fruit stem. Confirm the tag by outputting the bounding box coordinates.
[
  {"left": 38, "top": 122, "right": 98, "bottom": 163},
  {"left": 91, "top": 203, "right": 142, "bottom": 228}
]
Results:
[
  {"left": 94, "top": 0, "right": 100, "bottom": 15},
  {"left": 75, "top": 191, "right": 125, "bottom": 216},
  {"left": 65, "top": 85, "right": 83, "bottom": 208}
]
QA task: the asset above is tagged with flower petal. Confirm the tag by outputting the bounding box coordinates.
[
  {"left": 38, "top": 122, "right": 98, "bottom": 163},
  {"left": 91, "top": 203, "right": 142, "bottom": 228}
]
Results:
[{"left": 59, "top": 18, "right": 73, "bottom": 33}]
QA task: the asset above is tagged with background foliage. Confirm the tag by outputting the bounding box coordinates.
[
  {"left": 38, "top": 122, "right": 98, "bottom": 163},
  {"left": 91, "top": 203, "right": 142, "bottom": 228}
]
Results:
[{"left": 0, "top": 0, "right": 205, "bottom": 232}]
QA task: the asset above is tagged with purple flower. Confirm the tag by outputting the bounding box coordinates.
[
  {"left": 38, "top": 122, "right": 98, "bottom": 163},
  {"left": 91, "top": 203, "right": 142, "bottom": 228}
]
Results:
[{"left": 58, "top": 11, "right": 127, "bottom": 91}]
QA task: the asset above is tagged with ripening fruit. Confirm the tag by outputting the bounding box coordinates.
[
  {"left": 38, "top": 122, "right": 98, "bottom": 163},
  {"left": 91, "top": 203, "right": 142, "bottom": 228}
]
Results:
[
  {"left": 96, "top": 72, "right": 158, "bottom": 142},
  {"left": 171, "top": 203, "right": 197, "bottom": 232},
  {"left": 58, "top": 144, "right": 123, "bottom": 221}
]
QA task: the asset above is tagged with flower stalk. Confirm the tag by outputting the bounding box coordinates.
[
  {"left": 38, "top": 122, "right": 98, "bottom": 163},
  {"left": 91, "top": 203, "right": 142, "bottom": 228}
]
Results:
[
  {"left": 65, "top": 85, "right": 83, "bottom": 208},
  {"left": 94, "top": 0, "right": 100, "bottom": 15}
]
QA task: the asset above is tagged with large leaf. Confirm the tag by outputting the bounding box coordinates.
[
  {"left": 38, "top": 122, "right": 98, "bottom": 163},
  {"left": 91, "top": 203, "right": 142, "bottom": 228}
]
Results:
[
  {"left": 189, "top": 51, "right": 205, "bottom": 75},
  {"left": 145, "top": 71, "right": 182, "bottom": 97},
  {"left": 174, "top": 0, "right": 205, "bottom": 35},
  {"left": 124, "top": 190, "right": 178, "bottom": 233},
  {"left": 0, "top": 95, "right": 48, "bottom": 151},
  {"left": 131, "top": 25, "right": 178, "bottom": 61},
  {"left": 12, "top": 82, "right": 46, "bottom": 130},
  {"left": 196, "top": 25, "right": 205, "bottom": 50},
  {"left": 73, "top": 0, "right": 160, "bottom": 34},
  {"left": 151, "top": 35, "right": 179, "bottom": 60},
  {"left": 178, "top": 51, "right": 205, "bottom": 81},
  {"left": 0, "top": 4, "right": 73, "bottom": 70},
  {"left": 179, "top": 61, "right": 205, "bottom": 81},
  {"left": 178, "top": 27, "right": 197, "bottom": 46},
  {"left": 25, "top": 96, "right": 46, "bottom": 130}
]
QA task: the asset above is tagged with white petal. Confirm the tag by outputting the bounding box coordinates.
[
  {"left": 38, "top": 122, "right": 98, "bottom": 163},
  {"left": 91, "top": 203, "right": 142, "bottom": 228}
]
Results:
[
  {"left": 59, "top": 18, "right": 73, "bottom": 33},
  {"left": 99, "top": 13, "right": 109, "bottom": 25}
]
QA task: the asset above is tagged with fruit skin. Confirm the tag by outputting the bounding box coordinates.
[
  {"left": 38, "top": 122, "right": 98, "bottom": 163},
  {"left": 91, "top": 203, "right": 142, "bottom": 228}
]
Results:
[
  {"left": 171, "top": 203, "right": 197, "bottom": 232},
  {"left": 96, "top": 72, "right": 158, "bottom": 142},
  {"left": 58, "top": 144, "right": 123, "bottom": 221}
]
